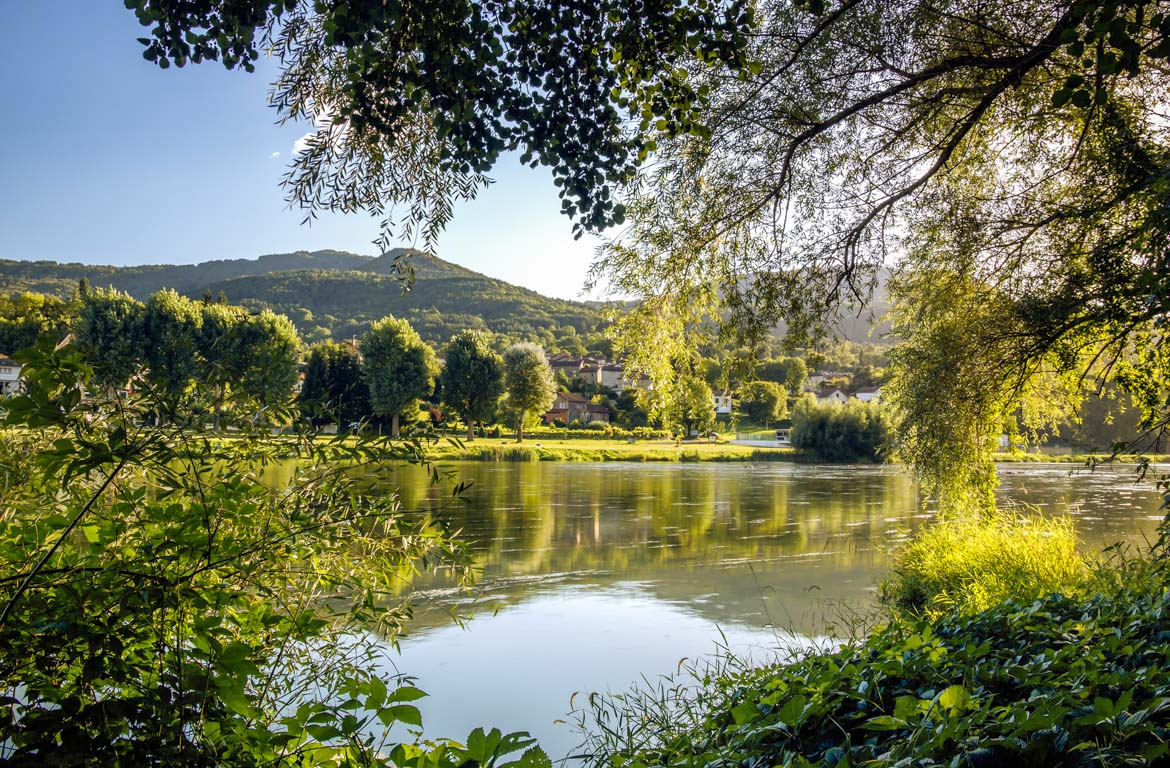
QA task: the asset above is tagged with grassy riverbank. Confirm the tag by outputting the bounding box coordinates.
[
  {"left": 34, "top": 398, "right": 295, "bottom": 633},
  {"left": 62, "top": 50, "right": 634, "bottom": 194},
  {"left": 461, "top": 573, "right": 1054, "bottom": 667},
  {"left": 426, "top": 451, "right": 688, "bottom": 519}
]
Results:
[
  {"left": 583, "top": 568, "right": 1170, "bottom": 767},
  {"left": 993, "top": 451, "right": 1170, "bottom": 464},
  {"left": 424, "top": 437, "right": 798, "bottom": 462}
]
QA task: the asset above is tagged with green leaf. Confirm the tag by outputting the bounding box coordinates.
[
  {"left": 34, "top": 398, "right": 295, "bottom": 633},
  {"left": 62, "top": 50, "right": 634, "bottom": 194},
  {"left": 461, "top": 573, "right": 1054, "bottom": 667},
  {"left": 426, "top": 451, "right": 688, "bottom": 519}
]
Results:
[
  {"left": 862, "top": 715, "right": 909, "bottom": 731},
  {"left": 730, "top": 701, "right": 760, "bottom": 725},
  {"left": 939, "top": 685, "right": 975, "bottom": 713}
]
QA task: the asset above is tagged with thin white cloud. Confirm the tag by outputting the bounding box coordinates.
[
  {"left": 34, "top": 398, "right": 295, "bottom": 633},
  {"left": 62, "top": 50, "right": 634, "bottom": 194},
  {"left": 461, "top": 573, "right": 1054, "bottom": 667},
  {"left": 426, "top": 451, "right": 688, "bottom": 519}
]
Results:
[
  {"left": 293, "top": 131, "right": 315, "bottom": 155},
  {"left": 292, "top": 106, "right": 339, "bottom": 156},
  {"left": 270, "top": 151, "right": 281, "bottom": 159}
]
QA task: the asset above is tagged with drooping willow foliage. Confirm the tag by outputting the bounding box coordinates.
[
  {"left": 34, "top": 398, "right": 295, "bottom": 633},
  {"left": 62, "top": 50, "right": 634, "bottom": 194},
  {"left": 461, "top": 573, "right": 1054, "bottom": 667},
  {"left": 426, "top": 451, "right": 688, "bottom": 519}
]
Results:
[{"left": 590, "top": 0, "right": 1170, "bottom": 507}]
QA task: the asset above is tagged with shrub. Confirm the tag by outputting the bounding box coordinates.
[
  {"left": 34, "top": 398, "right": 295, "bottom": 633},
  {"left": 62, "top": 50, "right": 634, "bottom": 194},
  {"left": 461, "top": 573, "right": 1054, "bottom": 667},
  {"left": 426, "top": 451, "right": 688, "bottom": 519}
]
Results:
[
  {"left": 790, "top": 396, "right": 889, "bottom": 462},
  {"left": 880, "top": 509, "right": 1089, "bottom": 615}
]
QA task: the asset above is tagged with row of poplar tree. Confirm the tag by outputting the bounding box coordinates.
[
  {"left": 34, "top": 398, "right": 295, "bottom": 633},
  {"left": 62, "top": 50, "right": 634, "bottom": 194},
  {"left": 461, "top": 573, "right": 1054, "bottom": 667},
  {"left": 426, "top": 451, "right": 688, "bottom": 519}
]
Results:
[
  {"left": 301, "top": 323, "right": 559, "bottom": 440},
  {"left": 73, "top": 286, "right": 563, "bottom": 438},
  {"left": 74, "top": 287, "right": 300, "bottom": 417}
]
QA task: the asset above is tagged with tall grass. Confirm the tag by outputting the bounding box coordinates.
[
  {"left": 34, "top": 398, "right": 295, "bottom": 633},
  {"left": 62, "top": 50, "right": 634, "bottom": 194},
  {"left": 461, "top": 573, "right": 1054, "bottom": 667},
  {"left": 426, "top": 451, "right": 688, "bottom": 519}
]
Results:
[{"left": 880, "top": 508, "right": 1089, "bottom": 615}]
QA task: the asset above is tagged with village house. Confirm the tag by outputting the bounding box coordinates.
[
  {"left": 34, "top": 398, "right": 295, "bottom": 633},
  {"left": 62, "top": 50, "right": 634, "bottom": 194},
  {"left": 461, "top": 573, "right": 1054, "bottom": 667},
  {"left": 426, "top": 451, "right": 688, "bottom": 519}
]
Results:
[
  {"left": 599, "top": 363, "right": 625, "bottom": 390},
  {"left": 545, "top": 391, "right": 590, "bottom": 424},
  {"left": 544, "top": 391, "right": 613, "bottom": 425},
  {"left": 817, "top": 388, "right": 849, "bottom": 404},
  {"left": 804, "top": 371, "right": 850, "bottom": 391},
  {"left": 577, "top": 364, "right": 602, "bottom": 387},
  {"left": 0, "top": 355, "right": 22, "bottom": 395},
  {"left": 547, "top": 355, "right": 608, "bottom": 387},
  {"left": 713, "top": 390, "right": 734, "bottom": 416},
  {"left": 855, "top": 386, "right": 883, "bottom": 403}
]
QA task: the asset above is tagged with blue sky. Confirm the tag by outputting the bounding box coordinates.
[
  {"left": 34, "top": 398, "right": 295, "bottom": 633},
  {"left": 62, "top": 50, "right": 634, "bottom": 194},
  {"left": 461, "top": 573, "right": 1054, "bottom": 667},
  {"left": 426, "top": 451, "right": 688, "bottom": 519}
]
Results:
[{"left": 0, "top": 2, "right": 601, "bottom": 300}]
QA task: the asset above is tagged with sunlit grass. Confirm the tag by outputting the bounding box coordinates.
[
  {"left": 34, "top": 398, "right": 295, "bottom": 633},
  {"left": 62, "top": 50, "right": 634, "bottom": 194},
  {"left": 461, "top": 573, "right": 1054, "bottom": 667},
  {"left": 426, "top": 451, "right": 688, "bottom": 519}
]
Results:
[{"left": 881, "top": 508, "right": 1089, "bottom": 616}]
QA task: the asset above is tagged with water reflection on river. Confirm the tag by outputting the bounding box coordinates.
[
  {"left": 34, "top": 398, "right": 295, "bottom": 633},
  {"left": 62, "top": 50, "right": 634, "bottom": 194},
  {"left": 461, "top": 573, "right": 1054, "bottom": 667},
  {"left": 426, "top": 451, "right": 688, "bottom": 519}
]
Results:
[{"left": 283, "top": 461, "right": 1166, "bottom": 758}]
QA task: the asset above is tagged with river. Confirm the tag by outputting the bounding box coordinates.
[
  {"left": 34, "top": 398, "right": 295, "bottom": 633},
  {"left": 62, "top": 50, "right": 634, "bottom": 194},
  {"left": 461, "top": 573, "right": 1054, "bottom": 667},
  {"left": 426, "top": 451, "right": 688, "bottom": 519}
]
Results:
[{"left": 334, "top": 461, "right": 1165, "bottom": 759}]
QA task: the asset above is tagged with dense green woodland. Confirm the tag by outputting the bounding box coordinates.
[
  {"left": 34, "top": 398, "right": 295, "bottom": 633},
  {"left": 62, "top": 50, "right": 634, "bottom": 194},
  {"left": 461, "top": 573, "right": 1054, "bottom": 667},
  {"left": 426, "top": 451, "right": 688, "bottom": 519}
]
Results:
[{"left": 0, "top": 249, "right": 607, "bottom": 347}]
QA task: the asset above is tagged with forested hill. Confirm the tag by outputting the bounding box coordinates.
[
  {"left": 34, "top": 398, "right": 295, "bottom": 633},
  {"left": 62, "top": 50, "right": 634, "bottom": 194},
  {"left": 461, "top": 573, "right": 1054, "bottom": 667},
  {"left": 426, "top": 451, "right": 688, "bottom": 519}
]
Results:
[{"left": 0, "top": 249, "right": 605, "bottom": 345}]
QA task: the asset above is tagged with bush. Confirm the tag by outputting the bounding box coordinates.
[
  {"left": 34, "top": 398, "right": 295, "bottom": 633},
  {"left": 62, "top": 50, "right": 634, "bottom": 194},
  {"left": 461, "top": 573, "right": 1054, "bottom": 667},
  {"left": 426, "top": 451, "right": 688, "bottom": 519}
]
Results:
[
  {"left": 881, "top": 509, "right": 1089, "bottom": 615},
  {"left": 579, "top": 561, "right": 1170, "bottom": 768},
  {"left": 790, "top": 396, "right": 889, "bottom": 461}
]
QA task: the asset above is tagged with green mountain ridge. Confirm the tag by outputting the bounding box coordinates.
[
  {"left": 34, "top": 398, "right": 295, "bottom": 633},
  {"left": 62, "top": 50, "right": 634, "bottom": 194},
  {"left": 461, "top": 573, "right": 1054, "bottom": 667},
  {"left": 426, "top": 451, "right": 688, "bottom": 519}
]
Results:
[{"left": 0, "top": 248, "right": 606, "bottom": 345}]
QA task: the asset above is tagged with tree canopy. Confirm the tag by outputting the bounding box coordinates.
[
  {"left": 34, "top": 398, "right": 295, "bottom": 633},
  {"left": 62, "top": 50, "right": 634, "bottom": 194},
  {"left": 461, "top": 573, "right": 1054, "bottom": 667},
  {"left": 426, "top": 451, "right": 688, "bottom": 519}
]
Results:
[
  {"left": 442, "top": 330, "right": 504, "bottom": 439},
  {"left": 666, "top": 375, "right": 716, "bottom": 437},
  {"left": 74, "top": 287, "right": 146, "bottom": 393},
  {"left": 501, "top": 342, "right": 556, "bottom": 442},
  {"left": 301, "top": 340, "right": 371, "bottom": 431},
  {"left": 126, "top": 0, "right": 754, "bottom": 248},
  {"left": 739, "top": 380, "right": 787, "bottom": 425},
  {"left": 361, "top": 315, "right": 436, "bottom": 437}
]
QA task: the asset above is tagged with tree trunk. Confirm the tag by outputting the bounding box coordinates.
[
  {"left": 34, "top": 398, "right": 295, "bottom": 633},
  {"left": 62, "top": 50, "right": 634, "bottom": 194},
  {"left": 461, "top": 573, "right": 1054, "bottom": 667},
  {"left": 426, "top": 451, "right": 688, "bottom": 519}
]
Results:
[
  {"left": 467, "top": 420, "right": 475, "bottom": 441},
  {"left": 391, "top": 412, "right": 401, "bottom": 439},
  {"left": 517, "top": 409, "right": 526, "bottom": 443}
]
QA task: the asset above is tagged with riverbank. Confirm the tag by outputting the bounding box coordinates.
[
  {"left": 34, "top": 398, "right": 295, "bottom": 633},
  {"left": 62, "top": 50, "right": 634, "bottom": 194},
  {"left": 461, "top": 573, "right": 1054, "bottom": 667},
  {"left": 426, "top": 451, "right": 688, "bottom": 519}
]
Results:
[
  {"left": 424, "top": 437, "right": 798, "bottom": 462},
  {"left": 579, "top": 570, "right": 1170, "bottom": 768},
  {"left": 321, "top": 433, "right": 1169, "bottom": 464},
  {"left": 993, "top": 451, "right": 1170, "bottom": 464}
]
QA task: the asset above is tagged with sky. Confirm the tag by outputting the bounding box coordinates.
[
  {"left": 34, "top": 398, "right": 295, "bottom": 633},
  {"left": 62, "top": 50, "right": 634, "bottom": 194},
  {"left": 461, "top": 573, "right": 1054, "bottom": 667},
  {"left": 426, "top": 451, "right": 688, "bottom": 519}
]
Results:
[{"left": 0, "top": 2, "right": 603, "bottom": 300}]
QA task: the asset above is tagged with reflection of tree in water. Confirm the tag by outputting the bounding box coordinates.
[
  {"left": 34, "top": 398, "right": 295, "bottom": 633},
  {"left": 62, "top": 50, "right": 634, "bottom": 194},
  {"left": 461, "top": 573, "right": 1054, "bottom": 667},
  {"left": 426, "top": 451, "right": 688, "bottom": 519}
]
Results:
[
  {"left": 257, "top": 461, "right": 1164, "bottom": 635},
  {"left": 384, "top": 464, "right": 926, "bottom": 627}
]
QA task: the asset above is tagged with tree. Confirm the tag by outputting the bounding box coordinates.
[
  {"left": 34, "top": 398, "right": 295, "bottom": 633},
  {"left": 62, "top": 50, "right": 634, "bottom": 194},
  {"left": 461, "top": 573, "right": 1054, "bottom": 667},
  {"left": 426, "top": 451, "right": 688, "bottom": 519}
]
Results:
[
  {"left": 501, "top": 343, "right": 556, "bottom": 442},
  {"left": 301, "top": 341, "right": 372, "bottom": 431},
  {"left": 227, "top": 310, "right": 302, "bottom": 411},
  {"left": 667, "top": 375, "right": 716, "bottom": 437},
  {"left": 361, "top": 316, "right": 436, "bottom": 438},
  {"left": 0, "top": 293, "right": 78, "bottom": 355},
  {"left": 301, "top": 343, "right": 331, "bottom": 412},
  {"left": 73, "top": 288, "right": 146, "bottom": 394},
  {"left": 739, "top": 381, "right": 786, "bottom": 425},
  {"left": 142, "top": 289, "right": 203, "bottom": 405},
  {"left": 756, "top": 357, "right": 807, "bottom": 396},
  {"left": 442, "top": 331, "right": 504, "bottom": 440},
  {"left": 125, "top": 0, "right": 754, "bottom": 247},
  {"left": 588, "top": 1, "right": 1170, "bottom": 505},
  {"left": 195, "top": 301, "right": 246, "bottom": 421}
]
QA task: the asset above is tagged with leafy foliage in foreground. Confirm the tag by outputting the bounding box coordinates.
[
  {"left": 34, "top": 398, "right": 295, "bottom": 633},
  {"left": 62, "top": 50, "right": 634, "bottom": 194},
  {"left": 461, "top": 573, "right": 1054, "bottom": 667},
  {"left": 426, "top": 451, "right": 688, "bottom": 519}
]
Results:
[
  {"left": 582, "top": 564, "right": 1170, "bottom": 768},
  {"left": 0, "top": 339, "right": 549, "bottom": 767}
]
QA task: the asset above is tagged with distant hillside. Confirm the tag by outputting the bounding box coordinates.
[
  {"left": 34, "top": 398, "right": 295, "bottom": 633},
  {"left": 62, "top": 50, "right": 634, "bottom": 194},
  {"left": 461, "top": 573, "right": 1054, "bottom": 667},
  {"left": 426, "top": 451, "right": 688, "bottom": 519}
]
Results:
[
  {"left": 0, "top": 248, "right": 892, "bottom": 346},
  {"left": 0, "top": 248, "right": 606, "bottom": 345}
]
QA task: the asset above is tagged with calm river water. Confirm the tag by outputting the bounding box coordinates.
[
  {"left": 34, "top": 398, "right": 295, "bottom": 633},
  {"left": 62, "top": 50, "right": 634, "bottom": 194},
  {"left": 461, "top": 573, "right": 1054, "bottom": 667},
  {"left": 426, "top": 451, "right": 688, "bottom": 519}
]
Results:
[{"left": 336, "top": 461, "right": 1165, "bottom": 758}]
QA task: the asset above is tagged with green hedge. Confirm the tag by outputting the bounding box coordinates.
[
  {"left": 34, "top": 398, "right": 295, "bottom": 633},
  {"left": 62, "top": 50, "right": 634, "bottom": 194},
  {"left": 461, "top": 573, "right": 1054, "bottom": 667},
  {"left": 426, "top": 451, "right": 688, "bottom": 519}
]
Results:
[{"left": 474, "top": 425, "right": 673, "bottom": 441}]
